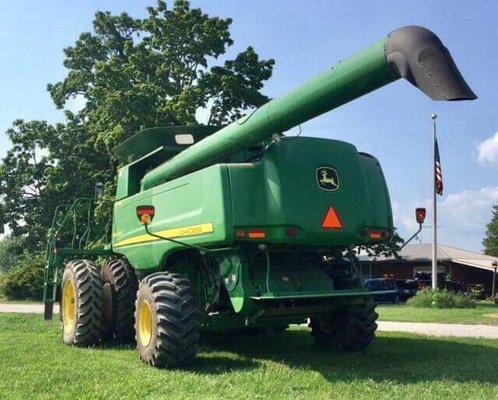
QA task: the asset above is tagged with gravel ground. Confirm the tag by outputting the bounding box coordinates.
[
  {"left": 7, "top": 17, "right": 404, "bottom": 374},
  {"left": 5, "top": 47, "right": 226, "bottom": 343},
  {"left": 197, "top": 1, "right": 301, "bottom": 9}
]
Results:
[
  {"left": 1, "top": 303, "right": 498, "bottom": 339},
  {"left": 377, "top": 321, "right": 498, "bottom": 339},
  {"left": 0, "top": 303, "right": 59, "bottom": 314}
]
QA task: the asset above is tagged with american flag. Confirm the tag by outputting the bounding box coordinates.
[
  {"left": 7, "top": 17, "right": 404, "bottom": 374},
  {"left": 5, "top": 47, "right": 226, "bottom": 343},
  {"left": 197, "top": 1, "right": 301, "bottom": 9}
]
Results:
[{"left": 435, "top": 139, "right": 443, "bottom": 196}]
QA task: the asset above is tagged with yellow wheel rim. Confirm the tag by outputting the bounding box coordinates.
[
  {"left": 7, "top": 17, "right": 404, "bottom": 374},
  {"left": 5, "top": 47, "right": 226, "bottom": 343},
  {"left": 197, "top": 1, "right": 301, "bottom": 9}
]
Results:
[
  {"left": 62, "top": 280, "right": 76, "bottom": 333},
  {"left": 139, "top": 300, "right": 153, "bottom": 347}
]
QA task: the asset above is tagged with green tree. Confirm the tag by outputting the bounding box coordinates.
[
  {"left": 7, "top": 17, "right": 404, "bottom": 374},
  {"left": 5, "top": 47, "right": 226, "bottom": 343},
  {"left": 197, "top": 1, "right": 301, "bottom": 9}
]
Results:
[
  {"left": 0, "top": 236, "right": 27, "bottom": 273},
  {"left": 0, "top": 0, "right": 274, "bottom": 252},
  {"left": 0, "top": 120, "right": 56, "bottom": 249},
  {"left": 483, "top": 205, "right": 498, "bottom": 256},
  {"left": 47, "top": 0, "right": 274, "bottom": 150},
  {"left": 348, "top": 229, "right": 405, "bottom": 259},
  {"left": 0, "top": 251, "right": 45, "bottom": 300}
]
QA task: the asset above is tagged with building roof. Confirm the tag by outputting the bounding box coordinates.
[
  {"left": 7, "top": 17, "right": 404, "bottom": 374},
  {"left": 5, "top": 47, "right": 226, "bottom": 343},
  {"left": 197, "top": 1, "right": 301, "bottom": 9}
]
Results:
[{"left": 373, "top": 243, "right": 498, "bottom": 272}]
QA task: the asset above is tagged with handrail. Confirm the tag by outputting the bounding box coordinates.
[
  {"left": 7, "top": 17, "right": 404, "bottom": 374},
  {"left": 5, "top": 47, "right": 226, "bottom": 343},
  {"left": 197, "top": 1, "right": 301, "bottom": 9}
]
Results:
[{"left": 43, "top": 197, "right": 113, "bottom": 320}]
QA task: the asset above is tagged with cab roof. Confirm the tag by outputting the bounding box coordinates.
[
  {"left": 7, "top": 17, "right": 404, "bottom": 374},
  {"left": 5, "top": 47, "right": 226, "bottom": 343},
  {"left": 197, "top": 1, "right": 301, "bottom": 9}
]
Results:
[{"left": 112, "top": 126, "right": 221, "bottom": 164}]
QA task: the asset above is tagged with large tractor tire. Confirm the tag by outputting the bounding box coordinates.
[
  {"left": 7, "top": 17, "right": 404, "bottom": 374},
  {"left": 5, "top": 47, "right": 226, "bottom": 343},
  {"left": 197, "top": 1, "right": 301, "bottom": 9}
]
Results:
[
  {"left": 61, "top": 260, "right": 105, "bottom": 346},
  {"left": 135, "top": 271, "right": 200, "bottom": 368},
  {"left": 101, "top": 258, "right": 138, "bottom": 342},
  {"left": 310, "top": 299, "right": 378, "bottom": 351}
]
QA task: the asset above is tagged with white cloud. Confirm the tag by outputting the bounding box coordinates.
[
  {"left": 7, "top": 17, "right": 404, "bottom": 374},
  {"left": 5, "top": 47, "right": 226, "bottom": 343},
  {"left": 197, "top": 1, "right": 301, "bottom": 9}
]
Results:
[
  {"left": 393, "top": 187, "right": 498, "bottom": 252},
  {"left": 441, "top": 187, "right": 498, "bottom": 230},
  {"left": 477, "top": 132, "right": 498, "bottom": 165}
]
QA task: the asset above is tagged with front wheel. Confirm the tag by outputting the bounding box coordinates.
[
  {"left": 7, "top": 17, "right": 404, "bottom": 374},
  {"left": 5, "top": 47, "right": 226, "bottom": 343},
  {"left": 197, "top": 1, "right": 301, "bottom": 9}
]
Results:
[
  {"left": 310, "top": 299, "right": 378, "bottom": 351},
  {"left": 135, "top": 271, "right": 200, "bottom": 368}
]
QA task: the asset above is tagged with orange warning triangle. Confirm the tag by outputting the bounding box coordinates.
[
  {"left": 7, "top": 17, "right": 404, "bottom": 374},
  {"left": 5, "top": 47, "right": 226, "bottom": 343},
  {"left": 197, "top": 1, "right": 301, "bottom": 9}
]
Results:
[{"left": 322, "top": 206, "right": 343, "bottom": 230}]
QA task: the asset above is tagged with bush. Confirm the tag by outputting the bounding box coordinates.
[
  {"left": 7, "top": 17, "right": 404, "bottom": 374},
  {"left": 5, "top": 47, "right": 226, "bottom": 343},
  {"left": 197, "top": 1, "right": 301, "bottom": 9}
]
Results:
[
  {"left": 0, "top": 252, "right": 45, "bottom": 300},
  {"left": 407, "top": 288, "right": 475, "bottom": 309}
]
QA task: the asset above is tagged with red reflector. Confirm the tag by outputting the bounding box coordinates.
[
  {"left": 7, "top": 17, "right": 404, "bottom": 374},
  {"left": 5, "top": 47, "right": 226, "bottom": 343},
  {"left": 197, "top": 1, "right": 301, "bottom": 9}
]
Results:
[
  {"left": 286, "top": 227, "right": 299, "bottom": 237},
  {"left": 322, "top": 206, "right": 342, "bottom": 230},
  {"left": 235, "top": 229, "right": 245, "bottom": 238},
  {"left": 370, "top": 231, "right": 382, "bottom": 239},
  {"left": 136, "top": 206, "right": 155, "bottom": 217},
  {"left": 248, "top": 230, "right": 266, "bottom": 239}
]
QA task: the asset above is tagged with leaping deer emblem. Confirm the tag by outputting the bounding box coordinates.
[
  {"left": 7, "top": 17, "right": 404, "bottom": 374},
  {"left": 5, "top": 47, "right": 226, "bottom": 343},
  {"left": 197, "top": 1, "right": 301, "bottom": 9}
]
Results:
[{"left": 319, "top": 170, "right": 338, "bottom": 187}]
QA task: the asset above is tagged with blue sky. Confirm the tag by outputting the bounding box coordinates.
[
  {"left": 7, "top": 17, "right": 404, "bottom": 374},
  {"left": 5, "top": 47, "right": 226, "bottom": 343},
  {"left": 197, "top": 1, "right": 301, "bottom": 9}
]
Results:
[{"left": 0, "top": 1, "right": 497, "bottom": 251}]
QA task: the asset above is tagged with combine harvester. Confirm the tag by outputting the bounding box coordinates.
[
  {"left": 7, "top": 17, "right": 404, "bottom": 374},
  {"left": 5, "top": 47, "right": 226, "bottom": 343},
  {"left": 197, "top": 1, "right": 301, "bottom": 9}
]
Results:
[{"left": 44, "top": 26, "right": 476, "bottom": 368}]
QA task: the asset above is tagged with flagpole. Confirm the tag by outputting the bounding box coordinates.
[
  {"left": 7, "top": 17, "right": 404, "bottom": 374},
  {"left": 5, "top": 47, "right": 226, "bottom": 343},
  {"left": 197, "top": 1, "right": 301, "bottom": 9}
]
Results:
[{"left": 431, "top": 113, "right": 438, "bottom": 290}]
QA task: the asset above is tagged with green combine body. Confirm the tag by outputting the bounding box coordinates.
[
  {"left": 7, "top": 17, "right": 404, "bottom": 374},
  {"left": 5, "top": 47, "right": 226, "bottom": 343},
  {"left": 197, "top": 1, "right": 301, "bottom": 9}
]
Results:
[{"left": 44, "top": 26, "right": 476, "bottom": 368}]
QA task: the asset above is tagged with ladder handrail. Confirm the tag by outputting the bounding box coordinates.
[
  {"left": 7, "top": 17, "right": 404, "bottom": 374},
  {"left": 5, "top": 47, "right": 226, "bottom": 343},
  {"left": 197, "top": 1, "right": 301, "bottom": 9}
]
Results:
[{"left": 43, "top": 197, "right": 113, "bottom": 312}]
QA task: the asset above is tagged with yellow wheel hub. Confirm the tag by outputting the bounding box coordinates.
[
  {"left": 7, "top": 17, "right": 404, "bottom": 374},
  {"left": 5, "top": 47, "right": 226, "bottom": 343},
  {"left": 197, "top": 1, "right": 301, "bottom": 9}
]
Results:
[
  {"left": 139, "top": 300, "right": 153, "bottom": 347},
  {"left": 62, "top": 280, "right": 76, "bottom": 333}
]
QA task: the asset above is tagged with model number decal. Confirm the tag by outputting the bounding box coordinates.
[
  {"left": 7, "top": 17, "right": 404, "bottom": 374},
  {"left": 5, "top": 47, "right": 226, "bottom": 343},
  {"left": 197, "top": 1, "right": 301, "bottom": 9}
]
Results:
[{"left": 113, "top": 223, "right": 214, "bottom": 248}]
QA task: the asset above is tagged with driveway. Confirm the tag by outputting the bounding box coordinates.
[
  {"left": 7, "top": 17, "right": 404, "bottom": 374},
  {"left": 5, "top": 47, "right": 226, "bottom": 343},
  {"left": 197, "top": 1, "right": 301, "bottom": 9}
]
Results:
[
  {"left": 0, "top": 303, "right": 59, "bottom": 314},
  {"left": 1, "top": 303, "right": 498, "bottom": 339},
  {"left": 377, "top": 321, "right": 498, "bottom": 339}
]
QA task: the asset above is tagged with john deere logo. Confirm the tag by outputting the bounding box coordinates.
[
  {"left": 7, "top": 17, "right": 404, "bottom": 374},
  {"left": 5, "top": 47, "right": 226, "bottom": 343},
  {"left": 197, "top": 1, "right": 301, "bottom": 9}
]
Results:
[{"left": 316, "top": 166, "right": 339, "bottom": 191}]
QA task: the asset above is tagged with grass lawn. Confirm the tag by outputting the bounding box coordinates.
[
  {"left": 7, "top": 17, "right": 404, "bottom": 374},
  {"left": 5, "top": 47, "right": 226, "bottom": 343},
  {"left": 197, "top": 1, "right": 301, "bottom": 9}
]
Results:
[
  {"left": 0, "top": 314, "right": 497, "bottom": 399},
  {"left": 377, "top": 301, "right": 498, "bottom": 326}
]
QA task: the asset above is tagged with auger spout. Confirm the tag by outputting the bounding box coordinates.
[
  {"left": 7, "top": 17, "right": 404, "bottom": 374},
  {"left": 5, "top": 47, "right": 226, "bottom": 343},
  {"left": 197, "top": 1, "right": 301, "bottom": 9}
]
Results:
[{"left": 141, "top": 26, "right": 476, "bottom": 190}]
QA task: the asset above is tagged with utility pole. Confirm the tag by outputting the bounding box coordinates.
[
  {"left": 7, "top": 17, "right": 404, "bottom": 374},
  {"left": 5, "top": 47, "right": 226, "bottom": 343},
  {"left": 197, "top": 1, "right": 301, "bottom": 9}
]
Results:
[{"left": 431, "top": 113, "right": 438, "bottom": 290}]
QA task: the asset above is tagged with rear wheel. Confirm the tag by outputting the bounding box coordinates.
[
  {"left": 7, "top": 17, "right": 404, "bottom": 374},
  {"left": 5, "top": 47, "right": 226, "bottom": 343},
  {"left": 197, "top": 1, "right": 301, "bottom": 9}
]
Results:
[
  {"left": 310, "top": 299, "right": 378, "bottom": 351},
  {"left": 135, "top": 271, "right": 200, "bottom": 368},
  {"left": 61, "top": 260, "right": 104, "bottom": 346},
  {"left": 101, "top": 258, "right": 138, "bottom": 342}
]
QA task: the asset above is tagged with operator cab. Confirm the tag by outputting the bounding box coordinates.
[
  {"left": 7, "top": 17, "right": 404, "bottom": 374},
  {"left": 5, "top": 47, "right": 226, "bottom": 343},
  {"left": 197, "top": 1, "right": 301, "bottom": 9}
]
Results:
[{"left": 113, "top": 126, "right": 220, "bottom": 198}]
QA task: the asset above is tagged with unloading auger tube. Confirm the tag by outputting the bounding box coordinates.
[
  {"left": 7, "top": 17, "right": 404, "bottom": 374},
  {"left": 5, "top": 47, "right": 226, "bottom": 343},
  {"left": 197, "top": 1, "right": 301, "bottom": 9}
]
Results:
[{"left": 141, "top": 25, "right": 476, "bottom": 190}]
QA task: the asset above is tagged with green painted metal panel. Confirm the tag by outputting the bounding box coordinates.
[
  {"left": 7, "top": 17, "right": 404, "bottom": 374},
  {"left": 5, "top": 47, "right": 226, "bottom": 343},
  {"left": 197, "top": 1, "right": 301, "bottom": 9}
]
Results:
[
  {"left": 228, "top": 137, "right": 391, "bottom": 246},
  {"left": 115, "top": 166, "right": 130, "bottom": 200},
  {"left": 112, "top": 165, "right": 232, "bottom": 270},
  {"left": 358, "top": 153, "right": 393, "bottom": 231},
  {"left": 250, "top": 289, "right": 376, "bottom": 301}
]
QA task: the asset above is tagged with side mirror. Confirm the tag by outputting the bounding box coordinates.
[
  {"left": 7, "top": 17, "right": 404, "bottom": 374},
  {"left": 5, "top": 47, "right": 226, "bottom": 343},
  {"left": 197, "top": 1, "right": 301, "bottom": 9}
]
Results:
[
  {"left": 136, "top": 205, "right": 155, "bottom": 225},
  {"left": 415, "top": 207, "right": 426, "bottom": 225}
]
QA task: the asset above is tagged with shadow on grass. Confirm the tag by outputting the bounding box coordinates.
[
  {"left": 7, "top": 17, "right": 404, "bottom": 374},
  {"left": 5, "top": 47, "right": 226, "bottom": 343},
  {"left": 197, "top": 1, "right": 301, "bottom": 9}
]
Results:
[
  {"left": 194, "top": 329, "right": 498, "bottom": 384},
  {"left": 97, "top": 335, "right": 261, "bottom": 373},
  {"left": 186, "top": 355, "right": 260, "bottom": 373}
]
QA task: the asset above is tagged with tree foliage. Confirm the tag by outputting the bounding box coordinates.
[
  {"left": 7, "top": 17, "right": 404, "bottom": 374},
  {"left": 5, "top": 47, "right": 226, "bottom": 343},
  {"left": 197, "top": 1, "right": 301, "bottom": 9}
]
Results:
[
  {"left": 47, "top": 0, "right": 274, "bottom": 150},
  {"left": 483, "top": 205, "right": 498, "bottom": 257},
  {"left": 0, "top": 236, "right": 27, "bottom": 273},
  {"left": 0, "top": 0, "right": 274, "bottom": 252},
  {"left": 0, "top": 252, "right": 45, "bottom": 300},
  {"left": 347, "top": 229, "right": 405, "bottom": 260}
]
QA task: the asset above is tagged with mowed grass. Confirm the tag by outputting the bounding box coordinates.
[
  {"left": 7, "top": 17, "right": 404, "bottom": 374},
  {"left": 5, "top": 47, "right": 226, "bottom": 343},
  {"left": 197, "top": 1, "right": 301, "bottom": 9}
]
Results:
[
  {"left": 0, "top": 314, "right": 497, "bottom": 400},
  {"left": 377, "top": 301, "right": 498, "bottom": 326}
]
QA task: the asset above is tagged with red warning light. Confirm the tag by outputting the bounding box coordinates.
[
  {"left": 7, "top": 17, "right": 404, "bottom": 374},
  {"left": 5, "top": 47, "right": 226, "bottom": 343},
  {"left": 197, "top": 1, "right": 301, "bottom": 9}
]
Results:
[
  {"left": 248, "top": 230, "right": 266, "bottom": 239},
  {"left": 369, "top": 231, "right": 382, "bottom": 239},
  {"left": 322, "top": 206, "right": 343, "bottom": 230},
  {"left": 415, "top": 208, "right": 426, "bottom": 225}
]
